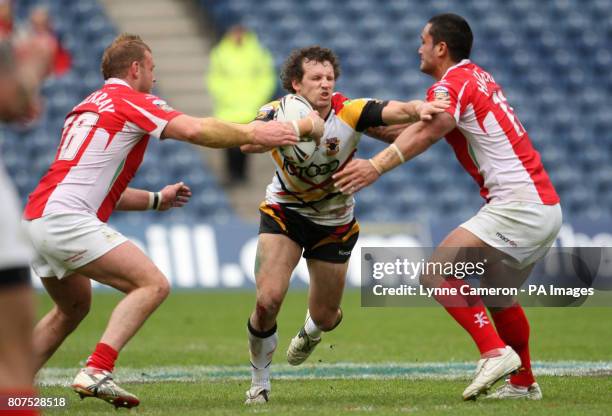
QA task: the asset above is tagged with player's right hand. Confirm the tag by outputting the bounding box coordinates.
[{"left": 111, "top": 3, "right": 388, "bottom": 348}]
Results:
[
  {"left": 253, "top": 121, "right": 298, "bottom": 147},
  {"left": 417, "top": 99, "right": 450, "bottom": 121}
]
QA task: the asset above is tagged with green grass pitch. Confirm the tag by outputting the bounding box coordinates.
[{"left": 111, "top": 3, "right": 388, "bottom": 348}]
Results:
[{"left": 36, "top": 291, "right": 612, "bottom": 415}]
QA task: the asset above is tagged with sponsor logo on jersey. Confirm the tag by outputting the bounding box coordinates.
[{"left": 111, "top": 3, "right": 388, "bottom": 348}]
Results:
[
  {"left": 433, "top": 86, "right": 450, "bottom": 100},
  {"left": 324, "top": 137, "right": 340, "bottom": 156},
  {"left": 496, "top": 231, "right": 517, "bottom": 247},
  {"left": 283, "top": 158, "right": 340, "bottom": 178},
  {"left": 152, "top": 99, "right": 174, "bottom": 113}
]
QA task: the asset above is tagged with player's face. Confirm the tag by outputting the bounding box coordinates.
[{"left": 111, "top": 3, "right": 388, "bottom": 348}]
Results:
[
  {"left": 136, "top": 51, "right": 156, "bottom": 93},
  {"left": 418, "top": 23, "right": 436, "bottom": 75},
  {"left": 292, "top": 59, "right": 335, "bottom": 115}
]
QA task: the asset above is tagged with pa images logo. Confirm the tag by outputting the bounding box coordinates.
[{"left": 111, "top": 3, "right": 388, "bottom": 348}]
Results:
[{"left": 324, "top": 137, "right": 340, "bottom": 156}]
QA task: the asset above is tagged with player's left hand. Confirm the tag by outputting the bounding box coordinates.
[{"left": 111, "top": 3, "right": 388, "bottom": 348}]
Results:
[
  {"left": 158, "top": 182, "right": 192, "bottom": 211},
  {"left": 333, "top": 158, "right": 380, "bottom": 195},
  {"left": 253, "top": 120, "right": 298, "bottom": 147},
  {"left": 417, "top": 99, "right": 450, "bottom": 121}
]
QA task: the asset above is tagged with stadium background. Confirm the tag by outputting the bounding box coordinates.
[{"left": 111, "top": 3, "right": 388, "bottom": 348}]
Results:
[
  {"left": 4, "top": 0, "right": 612, "bottom": 290},
  {"left": 3, "top": 1, "right": 611, "bottom": 414}
]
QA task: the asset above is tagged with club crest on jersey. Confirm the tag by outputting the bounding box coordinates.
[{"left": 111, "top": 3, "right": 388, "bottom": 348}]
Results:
[
  {"left": 324, "top": 137, "right": 340, "bottom": 156},
  {"left": 153, "top": 99, "right": 174, "bottom": 113},
  {"left": 433, "top": 86, "right": 450, "bottom": 100}
]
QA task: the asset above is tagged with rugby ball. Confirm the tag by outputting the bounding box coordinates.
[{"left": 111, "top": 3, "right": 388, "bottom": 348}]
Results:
[{"left": 274, "top": 94, "right": 317, "bottom": 165}]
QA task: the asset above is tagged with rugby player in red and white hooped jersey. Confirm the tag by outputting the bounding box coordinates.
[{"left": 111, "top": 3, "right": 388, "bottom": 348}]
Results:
[
  {"left": 335, "top": 14, "right": 561, "bottom": 401},
  {"left": 21, "top": 33, "right": 313, "bottom": 409}
]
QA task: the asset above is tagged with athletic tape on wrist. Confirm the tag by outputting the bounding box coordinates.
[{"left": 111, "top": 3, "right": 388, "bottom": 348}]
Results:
[
  {"left": 147, "top": 192, "right": 155, "bottom": 210},
  {"left": 153, "top": 192, "right": 162, "bottom": 210},
  {"left": 390, "top": 143, "right": 406, "bottom": 163},
  {"left": 308, "top": 117, "right": 315, "bottom": 134},
  {"left": 369, "top": 159, "right": 383, "bottom": 175},
  {"left": 291, "top": 120, "right": 301, "bottom": 137}
]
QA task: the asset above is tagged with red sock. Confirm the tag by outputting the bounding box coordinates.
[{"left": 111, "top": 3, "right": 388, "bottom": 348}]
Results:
[
  {"left": 86, "top": 342, "right": 118, "bottom": 372},
  {"left": 491, "top": 303, "right": 535, "bottom": 387},
  {"left": 434, "top": 279, "right": 506, "bottom": 355},
  {"left": 0, "top": 389, "right": 40, "bottom": 415}
]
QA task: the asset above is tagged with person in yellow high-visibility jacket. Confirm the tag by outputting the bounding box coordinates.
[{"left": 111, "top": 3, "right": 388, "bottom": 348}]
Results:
[{"left": 207, "top": 25, "right": 276, "bottom": 184}]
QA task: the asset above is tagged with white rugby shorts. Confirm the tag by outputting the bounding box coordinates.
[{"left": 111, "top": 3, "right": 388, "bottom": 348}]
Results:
[
  {"left": 0, "top": 161, "right": 32, "bottom": 270},
  {"left": 23, "top": 212, "right": 128, "bottom": 279},
  {"left": 460, "top": 202, "right": 562, "bottom": 269}
]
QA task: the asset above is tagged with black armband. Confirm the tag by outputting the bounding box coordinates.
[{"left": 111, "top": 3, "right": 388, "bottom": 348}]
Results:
[{"left": 355, "top": 100, "right": 389, "bottom": 132}]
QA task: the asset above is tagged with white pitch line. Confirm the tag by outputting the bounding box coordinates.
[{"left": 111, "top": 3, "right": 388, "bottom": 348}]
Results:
[{"left": 37, "top": 361, "right": 612, "bottom": 387}]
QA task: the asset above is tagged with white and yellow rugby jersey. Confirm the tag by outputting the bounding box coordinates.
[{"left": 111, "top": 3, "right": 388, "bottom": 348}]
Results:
[{"left": 256, "top": 92, "right": 388, "bottom": 226}]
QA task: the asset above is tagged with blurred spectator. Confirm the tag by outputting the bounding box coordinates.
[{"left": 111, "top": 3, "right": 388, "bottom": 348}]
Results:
[
  {"left": 207, "top": 25, "right": 276, "bottom": 185},
  {"left": 1, "top": 30, "right": 54, "bottom": 121},
  {"left": 26, "top": 6, "right": 70, "bottom": 76},
  {"left": 0, "top": 0, "right": 12, "bottom": 37}
]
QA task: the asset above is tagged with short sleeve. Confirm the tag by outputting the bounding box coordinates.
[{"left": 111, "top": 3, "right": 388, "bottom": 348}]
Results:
[
  {"left": 120, "top": 93, "right": 183, "bottom": 138},
  {"left": 426, "top": 77, "right": 471, "bottom": 123},
  {"left": 335, "top": 98, "right": 388, "bottom": 132}
]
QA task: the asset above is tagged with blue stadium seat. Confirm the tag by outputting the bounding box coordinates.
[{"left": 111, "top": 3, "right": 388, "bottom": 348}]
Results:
[
  {"left": 4, "top": 0, "right": 236, "bottom": 224},
  {"left": 12, "top": 0, "right": 609, "bottom": 225}
]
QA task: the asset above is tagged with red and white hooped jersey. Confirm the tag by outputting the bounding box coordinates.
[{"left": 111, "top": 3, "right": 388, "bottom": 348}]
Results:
[
  {"left": 426, "top": 59, "right": 559, "bottom": 205},
  {"left": 24, "top": 78, "right": 182, "bottom": 222}
]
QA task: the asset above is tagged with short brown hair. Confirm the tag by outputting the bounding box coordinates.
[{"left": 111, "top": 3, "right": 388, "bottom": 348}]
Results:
[
  {"left": 101, "top": 33, "right": 151, "bottom": 80},
  {"left": 280, "top": 46, "right": 340, "bottom": 93}
]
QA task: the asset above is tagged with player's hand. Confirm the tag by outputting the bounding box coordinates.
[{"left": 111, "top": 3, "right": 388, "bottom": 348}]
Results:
[
  {"left": 158, "top": 182, "right": 192, "bottom": 211},
  {"left": 253, "top": 121, "right": 298, "bottom": 147},
  {"left": 417, "top": 99, "right": 450, "bottom": 121},
  {"left": 333, "top": 158, "right": 380, "bottom": 195},
  {"left": 306, "top": 111, "right": 325, "bottom": 141}
]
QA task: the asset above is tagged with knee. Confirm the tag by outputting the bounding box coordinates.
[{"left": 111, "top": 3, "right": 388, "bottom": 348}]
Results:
[
  {"left": 151, "top": 277, "right": 171, "bottom": 303},
  {"left": 255, "top": 292, "right": 284, "bottom": 320},
  {"left": 310, "top": 308, "right": 341, "bottom": 332},
  {"left": 57, "top": 298, "right": 90, "bottom": 327}
]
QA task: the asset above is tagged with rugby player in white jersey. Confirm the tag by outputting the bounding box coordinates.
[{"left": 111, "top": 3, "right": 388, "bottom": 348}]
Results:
[
  {"left": 334, "top": 14, "right": 562, "bottom": 401},
  {"left": 0, "top": 32, "right": 53, "bottom": 416},
  {"left": 241, "top": 45, "right": 450, "bottom": 404},
  {"left": 20, "top": 33, "right": 315, "bottom": 409}
]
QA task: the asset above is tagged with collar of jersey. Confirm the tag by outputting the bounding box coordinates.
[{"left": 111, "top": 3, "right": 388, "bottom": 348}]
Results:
[
  {"left": 104, "top": 78, "right": 132, "bottom": 89},
  {"left": 441, "top": 59, "right": 471, "bottom": 80}
]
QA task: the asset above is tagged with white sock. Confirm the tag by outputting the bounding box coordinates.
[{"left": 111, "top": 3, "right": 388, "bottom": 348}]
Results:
[
  {"left": 304, "top": 315, "right": 322, "bottom": 339},
  {"left": 247, "top": 322, "right": 277, "bottom": 391}
]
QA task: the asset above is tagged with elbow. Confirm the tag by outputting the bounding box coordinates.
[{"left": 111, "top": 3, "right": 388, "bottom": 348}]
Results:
[
  {"left": 184, "top": 120, "right": 204, "bottom": 145},
  {"left": 426, "top": 135, "right": 439, "bottom": 146}
]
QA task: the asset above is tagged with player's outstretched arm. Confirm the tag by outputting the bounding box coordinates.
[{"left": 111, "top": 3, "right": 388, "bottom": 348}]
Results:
[
  {"left": 162, "top": 114, "right": 324, "bottom": 149},
  {"left": 381, "top": 99, "right": 450, "bottom": 125},
  {"left": 364, "top": 99, "right": 449, "bottom": 143},
  {"left": 116, "top": 183, "right": 192, "bottom": 211},
  {"left": 333, "top": 112, "right": 456, "bottom": 194}
]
